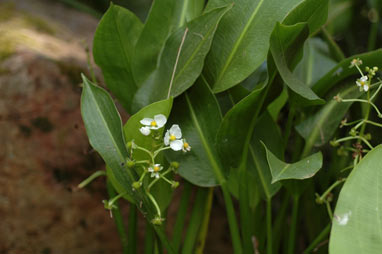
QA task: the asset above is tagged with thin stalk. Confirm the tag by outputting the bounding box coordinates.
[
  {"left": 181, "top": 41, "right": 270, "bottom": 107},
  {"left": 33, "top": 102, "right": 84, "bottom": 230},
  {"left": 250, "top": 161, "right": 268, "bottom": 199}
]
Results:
[
  {"left": 334, "top": 136, "right": 373, "bottom": 150},
  {"left": 287, "top": 196, "right": 300, "bottom": 254},
  {"left": 303, "top": 223, "right": 331, "bottom": 254},
  {"left": 273, "top": 193, "right": 290, "bottom": 254},
  {"left": 144, "top": 223, "right": 155, "bottom": 254},
  {"left": 182, "top": 188, "right": 208, "bottom": 254},
  {"left": 321, "top": 27, "right": 345, "bottom": 61},
  {"left": 317, "top": 178, "right": 346, "bottom": 203},
  {"left": 106, "top": 181, "right": 129, "bottom": 254},
  {"left": 78, "top": 170, "right": 106, "bottom": 188},
  {"left": 266, "top": 199, "right": 273, "bottom": 254},
  {"left": 326, "top": 201, "right": 333, "bottom": 220},
  {"left": 127, "top": 205, "right": 138, "bottom": 254},
  {"left": 368, "top": 21, "right": 379, "bottom": 51},
  {"left": 172, "top": 182, "right": 193, "bottom": 252},
  {"left": 195, "top": 188, "right": 214, "bottom": 254},
  {"left": 239, "top": 164, "right": 254, "bottom": 254},
  {"left": 283, "top": 106, "right": 296, "bottom": 149},
  {"left": 359, "top": 91, "right": 371, "bottom": 137}
]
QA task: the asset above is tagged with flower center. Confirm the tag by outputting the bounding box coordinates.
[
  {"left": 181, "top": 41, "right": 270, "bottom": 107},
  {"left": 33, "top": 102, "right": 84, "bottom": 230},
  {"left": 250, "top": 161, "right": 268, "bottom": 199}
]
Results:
[
  {"left": 183, "top": 142, "right": 189, "bottom": 148},
  {"left": 153, "top": 166, "right": 160, "bottom": 172},
  {"left": 150, "top": 121, "right": 157, "bottom": 127},
  {"left": 169, "top": 134, "right": 176, "bottom": 141}
]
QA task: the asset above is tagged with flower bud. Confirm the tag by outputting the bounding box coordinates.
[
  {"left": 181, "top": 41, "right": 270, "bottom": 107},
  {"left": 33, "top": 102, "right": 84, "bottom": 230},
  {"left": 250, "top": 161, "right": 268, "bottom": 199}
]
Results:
[
  {"left": 127, "top": 160, "right": 135, "bottom": 168},
  {"left": 171, "top": 181, "right": 179, "bottom": 189},
  {"left": 132, "top": 181, "right": 142, "bottom": 190}
]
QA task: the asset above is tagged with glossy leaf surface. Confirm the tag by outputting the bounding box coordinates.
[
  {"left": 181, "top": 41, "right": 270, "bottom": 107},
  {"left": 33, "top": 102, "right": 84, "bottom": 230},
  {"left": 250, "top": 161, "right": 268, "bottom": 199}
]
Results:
[
  {"left": 132, "top": 6, "right": 231, "bottom": 112},
  {"left": 330, "top": 145, "right": 382, "bottom": 254},
  {"left": 263, "top": 142, "right": 322, "bottom": 183},
  {"left": 166, "top": 77, "right": 224, "bottom": 187},
  {"left": 204, "top": 0, "right": 304, "bottom": 93},
  {"left": 93, "top": 4, "right": 143, "bottom": 112}
]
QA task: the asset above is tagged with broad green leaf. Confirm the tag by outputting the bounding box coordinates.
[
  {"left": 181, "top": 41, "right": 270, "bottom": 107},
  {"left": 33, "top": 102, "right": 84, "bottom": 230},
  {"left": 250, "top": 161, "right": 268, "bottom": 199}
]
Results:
[
  {"left": 204, "top": 0, "right": 304, "bottom": 93},
  {"left": 123, "top": 98, "right": 173, "bottom": 211},
  {"left": 267, "top": 85, "right": 288, "bottom": 122},
  {"left": 294, "top": 38, "right": 337, "bottom": 87},
  {"left": 93, "top": 4, "right": 143, "bottom": 112},
  {"left": 166, "top": 77, "right": 224, "bottom": 187},
  {"left": 175, "top": 0, "right": 205, "bottom": 27},
  {"left": 80, "top": 74, "right": 165, "bottom": 227},
  {"left": 270, "top": 22, "right": 324, "bottom": 106},
  {"left": 81, "top": 74, "right": 131, "bottom": 190},
  {"left": 296, "top": 84, "right": 363, "bottom": 155},
  {"left": 249, "top": 112, "right": 283, "bottom": 200},
  {"left": 313, "top": 49, "right": 382, "bottom": 96},
  {"left": 106, "top": 166, "right": 134, "bottom": 203},
  {"left": 263, "top": 142, "right": 322, "bottom": 183},
  {"left": 132, "top": 0, "right": 177, "bottom": 87},
  {"left": 330, "top": 145, "right": 382, "bottom": 254},
  {"left": 132, "top": 6, "right": 231, "bottom": 112}
]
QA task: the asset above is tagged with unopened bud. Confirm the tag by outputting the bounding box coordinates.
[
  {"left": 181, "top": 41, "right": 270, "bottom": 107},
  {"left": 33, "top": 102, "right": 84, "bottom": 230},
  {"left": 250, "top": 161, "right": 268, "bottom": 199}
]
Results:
[
  {"left": 132, "top": 181, "right": 142, "bottom": 190},
  {"left": 127, "top": 160, "right": 135, "bottom": 168},
  {"left": 170, "top": 161, "right": 180, "bottom": 169},
  {"left": 171, "top": 181, "right": 179, "bottom": 189}
]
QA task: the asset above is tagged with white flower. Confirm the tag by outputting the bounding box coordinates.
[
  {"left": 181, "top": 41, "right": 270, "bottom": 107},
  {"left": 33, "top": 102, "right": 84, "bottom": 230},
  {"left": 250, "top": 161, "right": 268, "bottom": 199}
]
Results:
[
  {"left": 148, "top": 164, "right": 163, "bottom": 178},
  {"left": 356, "top": 76, "right": 369, "bottom": 92},
  {"left": 139, "top": 114, "right": 167, "bottom": 135},
  {"left": 182, "top": 139, "right": 191, "bottom": 152},
  {"left": 164, "top": 124, "right": 184, "bottom": 151}
]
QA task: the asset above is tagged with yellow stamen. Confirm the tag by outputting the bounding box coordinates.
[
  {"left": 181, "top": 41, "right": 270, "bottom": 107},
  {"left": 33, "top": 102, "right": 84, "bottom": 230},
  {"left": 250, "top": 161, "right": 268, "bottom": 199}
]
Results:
[
  {"left": 151, "top": 121, "right": 157, "bottom": 127},
  {"left": 183, "top": 142, "right": 189, "bottom": 148},
  {"left": 153, "top": 166, "right": 160, "bottom": 172},
  {"left": 169, "top": 134, "right": 176, "bottom": 141}
]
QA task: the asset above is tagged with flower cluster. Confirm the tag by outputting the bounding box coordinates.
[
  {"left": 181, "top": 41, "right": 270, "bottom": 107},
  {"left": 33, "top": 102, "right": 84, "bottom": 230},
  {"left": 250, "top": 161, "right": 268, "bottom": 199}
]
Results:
[{"left": 349, "top": 58, "right": 379, "bottom": 92}]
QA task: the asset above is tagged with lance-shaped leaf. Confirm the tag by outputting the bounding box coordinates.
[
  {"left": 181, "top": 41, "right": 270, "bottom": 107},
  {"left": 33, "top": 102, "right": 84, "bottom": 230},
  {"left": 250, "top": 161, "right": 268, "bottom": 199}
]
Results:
[
  {"left": 81, "top": 74, "right": 132, "bottom": 190},
  {"left": 93, "top": 4, "right": 143, "bottom": 112},
  {"left": 165, "top": 77, "right": 225, "bottom": 187},
  {"left": 132, "top": 0, "right": 177, "bottom": 87},
  {"left": 204, "top": 0, "right": 304, "bottom": 93},
  {"left": 132, "top": 5, "right": 231, "bottom": 112},
  {"left": 330, "top": 145, "right": 382, "bottom": 254},
  {"left": 296, "top": 84, "right": 364, "bottom": 155},
  {"left": 262, "top": 141, "right": 322, "bottom": 183},
  {"left": 123, "top": 98, "right": 174, "bottom": 211},
  {"left": 313, "top": 49, "right": 382, "bottom": 96},
  {"left": 270, "top": 22, "right": 324, "bottom": 106}
]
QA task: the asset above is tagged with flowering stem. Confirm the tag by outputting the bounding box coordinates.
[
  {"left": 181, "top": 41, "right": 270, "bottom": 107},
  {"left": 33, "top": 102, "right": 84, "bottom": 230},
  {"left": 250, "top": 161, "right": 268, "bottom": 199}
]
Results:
[
  {"left": 153, "top": 146, "right": 171, "bottom": 159},
  {"left": 146, "top": 191, "right": 161, "bottom": 218},
  {"left": 139, "top": 171, "right": 147, "bottom": 182},
  {"left": 318, "top": 178, "right": 346, "bottom": 203},
  {"left": 364, "top": 119, "right": 382, "bottom": 128},
  {"left": 326, "top": 201, "right": 333, "bottom": 220},
  {"left": 77, "top": 170, "right": 106, "bottom": 188},
  {"left": 370, "top": 83, "right": 382, "bottom": 100},
  {"left": 266, "top": 199, "right": 273, "bottom": 254},
  {"left": 135, "top": 146, "right": 155, "bottom": 163},
  {"left": 148, "top": 168, "right": 172, "bottom": 191},
  {"left": 354, "top": 64, "right": 364, "bottom": 77},
  {"left": 334, "top": 136, "right": 373, "bottom": 150}
]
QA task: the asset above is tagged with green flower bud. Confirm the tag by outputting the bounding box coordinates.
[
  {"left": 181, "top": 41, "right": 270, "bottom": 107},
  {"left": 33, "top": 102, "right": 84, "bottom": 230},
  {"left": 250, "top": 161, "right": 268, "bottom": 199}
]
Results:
[
  {"left": 127, "top": 160, "right": 136, "bottom": 168},
  {"left": 171, "top": 181, "right": 179, "bottom": 189},
  {"left": 364, "top": 133, "right": 372, "bottom": 140},
  {"left": 170, "top": 161, "right": 180, "bottom": 169},
  {"left": 151, "top": 216, "right": 164, "bottom": 225},
  {"left": 132, "top": 181, "right": 142, "bottom": 190},
  {"left": 330, "top": 140, "right": 339, "bottom": 147}
]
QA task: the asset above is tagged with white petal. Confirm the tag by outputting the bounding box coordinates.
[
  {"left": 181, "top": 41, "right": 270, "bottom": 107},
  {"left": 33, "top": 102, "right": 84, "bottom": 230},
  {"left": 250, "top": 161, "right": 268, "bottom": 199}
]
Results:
[
  {"left": 140, "top": 118, "right": 153, "bottom": 126},
  {"left": 164, "top": 130, "right": 170, "bottom": 145},
  {"left": 170, "top": 140, "right": 183, "bottom": 151},
  {"left": 140, "top": 127, "right": 151, "bottom": 136},
  {"left": 356, "top": 81, "right": 361, "bottom": 87},
  {"left": 148, "top": 167, "right": 154, "bottom": 173},
  {"left": 364, "top": 85, "right": 369, "bottom": 91},
  {"left": 170, "top": 124, "right": 182, "bottom": 139},
  {"left": 154, "top": 114, "right": 167, "bottom": 128},
  {"left": 361, "top": 76, "right": 368, "bottom": 82}
]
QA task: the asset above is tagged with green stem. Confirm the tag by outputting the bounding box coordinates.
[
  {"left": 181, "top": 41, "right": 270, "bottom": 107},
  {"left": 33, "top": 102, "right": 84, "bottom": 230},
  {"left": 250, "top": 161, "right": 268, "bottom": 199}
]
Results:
[
  {"left": 127, "top": 205, "right": 138, "bottom": 254},
  {"left": 368, "top": 21, "right": 379, "bottom": 51},
  {"left": 318, "top": 178, "right": 346, "bottom": 202},
  {"left": 273, "top": 193, "right": 290, "bottom": 254},
  {"left": 154, "top": 146, "right": 171, "bottom": 159},
  {"left": 334, "top": 135, "right": 373, "bottom": 150},
  {"left": 359, "top": 91, "right": 372, "bottom": 137},
  {"left": 287, "top": 196, "right": 299, "bottom": 254},
  {"left": 78, "top": 170, "right": 106, "bottom": 188},
  {"left": 326, "top": 201, "right": 333, "bottom": 220},
  {"left": 303, "top": 223, "right": 331, "bottom": 254},
  {"left": 172, "top": 182, "right": 193, "bottom": 252},
  {"left": 144, "top": 223, "right": 155, "bottom": 254},
  {"left": 106, "top": 181, "right": 129, "bottom": 254},
  {"left": 182, "top": 188, "right": 208, "bottom": 254},
  {"left": 321, "top": 27, "right": 345, "bottom": 61},
  {"left": 283, "top": 106, "right": 296, "bottom": 149},
  {"left": 147, "top": 191, "right": 161, "bottom": 218},
  {"left": 195, "top": 188, "right": 214, "bottom": 254},
  {"left": 148, "top": 168, "right": 172, "bottom": 191},
  {"left": 266, "top": 199, "right": 273, "bottom": 254}
]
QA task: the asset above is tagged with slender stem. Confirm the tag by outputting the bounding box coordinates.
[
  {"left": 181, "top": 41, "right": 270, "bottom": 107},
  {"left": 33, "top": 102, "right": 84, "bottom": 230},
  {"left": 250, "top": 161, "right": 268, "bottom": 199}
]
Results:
[
  {"left": 370, "top": 83, "right": 382, "bottom": 101},
  {"left": 334, "top": 136, "right": 373, "bottom": 149},
  {"left": 167, "top": 28, "right": 189, "bottom": 99},
  {"left": 154, "top": 146, "right": 171, "bottom": 158},
  {"left": 222, "top": 183, "right": 243, "bottom": 254},
  {"left": 266, "top": 199, "right": 273, "bottom": 254},
  {"left": 106, "top": 181, "right": 129, "bottom": 254},
  {"left": 172, "top": 182, "right": 192, "bottom": 252},
  {"left": 147, "top": 191, "right": 161, "bottom": 218},
  {"left": 368, "top": 19, "right": 379, "bottom": 51},
  {"left": 360, "top": 91, "right": 372, "bottom": 138},
  {"left": 303, "top": 224, "right": 331, "bottom": 254},
  {"left": 287, "top": 196, "right": 299, "bottom": 254},
  {"left": 136, "top": 146, "right": 155, "bottom": 163},
  {"left": 283, "top": 106, "right": 296, "bottom": 149},
  {"left": 364, "top": 119, "right": 382, "bottom": 128},
  {"left": 148, "top": 168, "right": 172, "bottom": 191},
  {"left": 144, "top": 223, "right": 155, "bottom": 254},
  {"left": 273, "top": 193, "right": 290, "bottom": 254},
  {"left": 195, "top": 188, "right": 214, "bottom": 254},
  {"left": 78, "top": 170, "right": 106, "bottom": 188},
  {"left": 326, "top": 201, "right": 333, "bottom": 220},
  {"left": 318, "top": 178, "right": 346, "bottom": 202},
  {"left": 127, "top": 204, "right": 138, "bottom": 254},
  {"left": 341, "top": 97, "right": 382, "bottom": 117}
]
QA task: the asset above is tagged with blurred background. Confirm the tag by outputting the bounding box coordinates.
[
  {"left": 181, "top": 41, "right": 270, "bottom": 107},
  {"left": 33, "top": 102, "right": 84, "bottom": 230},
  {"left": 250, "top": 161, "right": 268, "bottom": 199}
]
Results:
[{"left": 0, "top": 0, "right": 380, "bottom": 253}]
